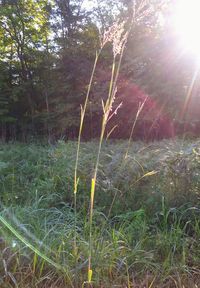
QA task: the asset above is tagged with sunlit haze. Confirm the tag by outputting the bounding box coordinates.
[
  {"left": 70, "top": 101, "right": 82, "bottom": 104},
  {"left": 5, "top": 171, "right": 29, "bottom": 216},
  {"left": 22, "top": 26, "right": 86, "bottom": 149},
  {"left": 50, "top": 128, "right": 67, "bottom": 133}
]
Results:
[
  {"left": 173, "top": 0, "right": 200, "bottom": 57},
  {"left": 82, "top": 0, "right": 96, "bottom": 11}
]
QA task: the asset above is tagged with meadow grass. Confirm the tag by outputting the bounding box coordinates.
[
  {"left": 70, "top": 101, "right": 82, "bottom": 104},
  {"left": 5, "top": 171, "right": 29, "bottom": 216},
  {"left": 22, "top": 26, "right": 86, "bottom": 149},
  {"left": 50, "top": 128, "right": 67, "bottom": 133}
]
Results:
[
  {"left": 0, "top": 139, "right": 200, "bottom": 287},
  {"left": 2, "top": 1, "right": 200, "bottom": 286},
  {"left": 1, "top": 4, "right": 200, "bottom": 288}
]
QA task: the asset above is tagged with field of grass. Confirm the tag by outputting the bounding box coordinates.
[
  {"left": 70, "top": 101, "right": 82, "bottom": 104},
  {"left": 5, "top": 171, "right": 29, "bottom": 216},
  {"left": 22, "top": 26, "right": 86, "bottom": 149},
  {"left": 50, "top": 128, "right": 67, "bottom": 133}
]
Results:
[{"left": 0, "top": 139, "right": 200, "bottom": 287}]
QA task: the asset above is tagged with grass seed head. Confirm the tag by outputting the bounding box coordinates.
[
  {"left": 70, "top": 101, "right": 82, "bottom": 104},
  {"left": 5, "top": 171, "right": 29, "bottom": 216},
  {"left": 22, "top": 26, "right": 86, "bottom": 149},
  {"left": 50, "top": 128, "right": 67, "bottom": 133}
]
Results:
[
  {"left": 113, "top": 25, "right": 128, "bottom": 58},
  {"left": 100, "top": 21, "right": 128, "bottom": 57}
]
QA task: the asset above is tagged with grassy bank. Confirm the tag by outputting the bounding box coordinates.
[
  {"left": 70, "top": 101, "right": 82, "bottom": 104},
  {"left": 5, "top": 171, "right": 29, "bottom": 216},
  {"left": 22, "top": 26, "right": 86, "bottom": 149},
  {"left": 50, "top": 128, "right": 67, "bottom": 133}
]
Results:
[{"left": 0, "top": 139, "right": 200, "bottom": 287}]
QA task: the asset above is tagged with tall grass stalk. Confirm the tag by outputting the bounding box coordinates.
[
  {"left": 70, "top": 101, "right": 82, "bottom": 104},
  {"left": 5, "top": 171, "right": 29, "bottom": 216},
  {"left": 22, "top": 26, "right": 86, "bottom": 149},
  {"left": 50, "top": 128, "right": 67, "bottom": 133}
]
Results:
[
  {"left": 86, "top": 4, "right": 151, "bottom": 277},
  {"left": 125, "top": 97, "right": 148, "bottom": 159},
  {"left": 87, "top": 32, "right": 128, "bottom": 283},
  {"left": 106, "top": 97, "right": 148, "bottom": 217},
  {"left": 73, "top": 51, "right": 100, "bottom": 256},
  {"left": 73, "top": 33, "right": 123, "bottom": 280}
]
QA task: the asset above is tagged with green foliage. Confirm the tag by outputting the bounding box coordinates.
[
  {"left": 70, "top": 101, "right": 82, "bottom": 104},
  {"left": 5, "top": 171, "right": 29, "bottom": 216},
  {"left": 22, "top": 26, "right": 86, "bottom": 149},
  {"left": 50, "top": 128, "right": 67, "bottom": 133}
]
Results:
[
  {"left": 1, "top": 139, "right": 200, "bottom": 212},
  {"left": 2, "top": 0, "right": 198, "bottom": 140},
  {"left": 0, "top": 140, "right": 200, "bottom": 286}
]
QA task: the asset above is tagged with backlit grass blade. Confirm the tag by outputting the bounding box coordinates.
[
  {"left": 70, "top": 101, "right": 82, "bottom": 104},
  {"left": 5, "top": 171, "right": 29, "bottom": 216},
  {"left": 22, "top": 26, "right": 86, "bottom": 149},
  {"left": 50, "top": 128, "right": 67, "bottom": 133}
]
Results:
[{"left": 0, "top": 214, "right": 63, "bottom": 272}]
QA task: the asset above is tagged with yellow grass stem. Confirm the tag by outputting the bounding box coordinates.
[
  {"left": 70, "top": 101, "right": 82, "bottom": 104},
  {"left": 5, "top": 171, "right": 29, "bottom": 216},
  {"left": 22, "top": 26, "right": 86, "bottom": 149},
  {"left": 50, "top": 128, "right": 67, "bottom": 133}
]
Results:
[{"left": 73, "top": 51, "right": 100, "bottom": 258}]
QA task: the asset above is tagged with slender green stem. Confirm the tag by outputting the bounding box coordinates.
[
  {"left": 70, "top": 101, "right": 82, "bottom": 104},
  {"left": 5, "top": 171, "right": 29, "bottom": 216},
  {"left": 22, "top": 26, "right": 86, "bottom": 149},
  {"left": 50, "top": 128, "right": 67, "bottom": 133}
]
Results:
[
  {"left": 73, "top": 51, "right": 100, "bottom": 254},
  {"left": 74, "top": 51, "right": 100, "bottom": 195},
  {"left": 88, "top": 39, "right": 135, "bottom": 268},
  {"left": 88, "top": 55, "right": 118, "bottom": 281},
  {"left": 125, "top": 97, "right": 148, "bottom": 159}
]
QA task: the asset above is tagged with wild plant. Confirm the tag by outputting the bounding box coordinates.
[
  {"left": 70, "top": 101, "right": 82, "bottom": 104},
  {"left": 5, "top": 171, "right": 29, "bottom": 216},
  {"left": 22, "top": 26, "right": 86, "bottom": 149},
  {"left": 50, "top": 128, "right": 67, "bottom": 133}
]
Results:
[{"left": 78, "top": 2, "right": 155, "bottom": 283}]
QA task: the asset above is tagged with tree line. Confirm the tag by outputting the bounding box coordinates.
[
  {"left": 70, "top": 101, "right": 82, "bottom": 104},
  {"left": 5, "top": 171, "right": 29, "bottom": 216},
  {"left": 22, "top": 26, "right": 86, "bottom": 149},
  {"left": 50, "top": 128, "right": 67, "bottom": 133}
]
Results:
[{"left": 0, "top": 0, "right": 200, "bottom": 141}]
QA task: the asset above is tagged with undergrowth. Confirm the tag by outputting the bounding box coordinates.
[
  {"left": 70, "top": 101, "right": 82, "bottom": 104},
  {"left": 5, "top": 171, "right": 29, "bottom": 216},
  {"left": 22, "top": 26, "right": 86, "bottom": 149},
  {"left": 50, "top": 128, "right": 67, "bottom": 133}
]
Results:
[{"left": 0, "top": 139, "right": 200, "bottom": 287}]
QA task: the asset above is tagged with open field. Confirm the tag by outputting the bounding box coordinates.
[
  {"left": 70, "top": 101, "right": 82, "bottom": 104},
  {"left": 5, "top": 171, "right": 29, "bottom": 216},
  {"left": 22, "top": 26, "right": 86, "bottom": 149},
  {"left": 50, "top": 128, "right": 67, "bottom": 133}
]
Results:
[{"left": 0, "top": 139, "right": 200, "bottom": 287}]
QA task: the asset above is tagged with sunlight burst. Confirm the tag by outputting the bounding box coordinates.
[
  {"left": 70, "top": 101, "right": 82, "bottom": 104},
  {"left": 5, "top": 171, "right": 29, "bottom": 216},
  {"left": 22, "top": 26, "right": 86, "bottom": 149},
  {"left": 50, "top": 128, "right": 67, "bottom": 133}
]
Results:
[{"left": 174, "top": 0, "right": 200, "bottom": 56}]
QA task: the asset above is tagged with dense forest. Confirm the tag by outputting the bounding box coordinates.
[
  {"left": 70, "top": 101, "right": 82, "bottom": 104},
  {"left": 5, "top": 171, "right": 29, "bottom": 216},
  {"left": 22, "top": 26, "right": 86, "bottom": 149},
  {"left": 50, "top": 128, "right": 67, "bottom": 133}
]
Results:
[{"left": 1, "top": 0, "right": 200, "bottom": 141}]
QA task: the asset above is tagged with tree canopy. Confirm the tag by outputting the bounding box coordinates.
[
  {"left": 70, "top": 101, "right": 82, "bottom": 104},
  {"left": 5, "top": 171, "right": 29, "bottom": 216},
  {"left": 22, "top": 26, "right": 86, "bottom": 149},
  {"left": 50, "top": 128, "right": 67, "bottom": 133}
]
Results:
[{"left": 0, "top": 0, "right": 199, "bottom": 141}]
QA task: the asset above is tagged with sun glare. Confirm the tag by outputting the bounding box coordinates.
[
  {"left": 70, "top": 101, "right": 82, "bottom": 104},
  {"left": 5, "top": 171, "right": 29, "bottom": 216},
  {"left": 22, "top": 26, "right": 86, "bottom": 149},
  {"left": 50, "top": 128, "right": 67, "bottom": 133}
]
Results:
[{"left": 174, "top": 0, "right": 200, "bottom": 56}]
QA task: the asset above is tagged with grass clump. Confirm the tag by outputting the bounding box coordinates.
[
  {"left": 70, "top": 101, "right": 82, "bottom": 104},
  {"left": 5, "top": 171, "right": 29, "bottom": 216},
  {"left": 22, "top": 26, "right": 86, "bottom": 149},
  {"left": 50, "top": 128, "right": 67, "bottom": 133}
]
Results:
[{"left": 0, "top": 139, "right": 200, "bottom": 287}]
